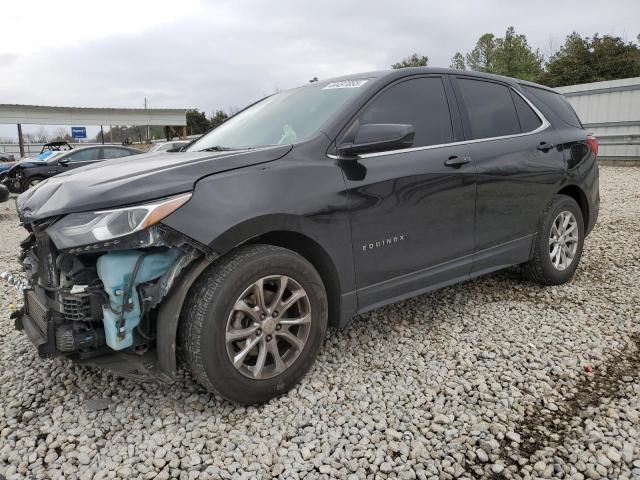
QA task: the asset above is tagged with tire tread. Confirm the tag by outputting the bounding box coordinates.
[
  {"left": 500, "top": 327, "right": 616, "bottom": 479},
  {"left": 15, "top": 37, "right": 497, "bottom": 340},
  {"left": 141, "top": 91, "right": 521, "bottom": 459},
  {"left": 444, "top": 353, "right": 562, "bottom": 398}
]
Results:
[
  {"left": 522, "top": 194, "right": 584, "bottom": 285},
  {"left": 179, "top": 244, "right": 326, "bottom": 403}
]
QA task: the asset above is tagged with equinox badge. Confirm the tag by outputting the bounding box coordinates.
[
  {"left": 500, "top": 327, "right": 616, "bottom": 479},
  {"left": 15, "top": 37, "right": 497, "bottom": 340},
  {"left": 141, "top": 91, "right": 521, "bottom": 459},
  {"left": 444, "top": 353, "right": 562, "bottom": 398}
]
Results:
[{"left": 362, "top": 234, "right": 406, "bottom": 252}]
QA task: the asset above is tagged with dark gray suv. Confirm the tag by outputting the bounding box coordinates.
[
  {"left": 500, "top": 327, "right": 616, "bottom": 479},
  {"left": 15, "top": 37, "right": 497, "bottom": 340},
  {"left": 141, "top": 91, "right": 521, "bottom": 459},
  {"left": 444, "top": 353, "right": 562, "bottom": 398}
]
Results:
[{"left": 12, "top": 68, "right": 598, "bottom": 404}]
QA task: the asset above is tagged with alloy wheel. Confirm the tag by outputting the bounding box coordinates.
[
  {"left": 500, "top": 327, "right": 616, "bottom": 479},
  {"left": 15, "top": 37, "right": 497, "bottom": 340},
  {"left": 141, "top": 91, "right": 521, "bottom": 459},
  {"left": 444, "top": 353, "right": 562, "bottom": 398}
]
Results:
[
  {"left": 549, "top": 210, "right": 579, "bottom": 271},
  {"left": 225, "top": 275, "right": 311, "bottom": 379}
]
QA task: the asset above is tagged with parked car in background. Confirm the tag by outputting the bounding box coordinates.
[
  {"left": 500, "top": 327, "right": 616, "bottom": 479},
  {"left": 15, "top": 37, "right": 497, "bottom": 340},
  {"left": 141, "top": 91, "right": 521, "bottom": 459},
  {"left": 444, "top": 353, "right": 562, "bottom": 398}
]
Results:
[
  {"left": 2, "top": 145, "right": 140, "bottom": 192},
  {"left": 148, "top": 140, "right": 190, "bottom": 153},
  {"left": 0, "top": 152, "right": 17, "bottom": 176},
  {"left": 0, "top": 184, "right": 9, "bottom": 203},
  {"left": 0, "top": 160, "right": 17, "bottom": 176},
  {"left": 12, "top": 68, "right": 598, "bottom": 404}
]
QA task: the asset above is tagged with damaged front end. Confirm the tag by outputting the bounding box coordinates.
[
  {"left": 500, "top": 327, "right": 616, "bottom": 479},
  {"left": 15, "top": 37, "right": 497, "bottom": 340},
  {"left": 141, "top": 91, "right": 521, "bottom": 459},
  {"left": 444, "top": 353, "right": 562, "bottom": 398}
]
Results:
[{"left": 9, "top": 193, "right": 217, "bottom": 382}]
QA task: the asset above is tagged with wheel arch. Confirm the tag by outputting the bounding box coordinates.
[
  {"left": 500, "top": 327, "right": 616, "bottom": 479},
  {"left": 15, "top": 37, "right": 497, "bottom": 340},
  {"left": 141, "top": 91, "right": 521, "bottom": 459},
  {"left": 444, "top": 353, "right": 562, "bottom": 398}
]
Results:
[
  {"left": 245, "top": 230, "right": 343, "bottom": 329},
  {"left": 557, "top": 184, "right": 589, "bottom": 229},
  {"left": 155, "top": 224, "right": 351, "bottom": 380}
]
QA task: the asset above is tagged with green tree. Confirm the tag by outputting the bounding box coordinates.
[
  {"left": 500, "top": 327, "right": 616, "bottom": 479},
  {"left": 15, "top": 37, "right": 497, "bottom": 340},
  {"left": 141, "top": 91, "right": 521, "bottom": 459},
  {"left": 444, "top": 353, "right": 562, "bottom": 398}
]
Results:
[
  {"left": 465, "top": 33, "right": 496, "bottom": 72},
  {"left": 450, "top": 52, "right": 466, "bottom": 70},
  {"left": 210, "top": 110, "right": 229, "bottom": 129},
  {"left": 392, "top": 53, "right": 429, "bottom": 69},
  {"left": 464, "top": 28, "right": 542, "bottom": 81},
  {"left": 186, "top": 109, "right": 211, "bottom": 135},
  {"left": 539, "top": 33, "right": 640, "bottom": 87},
  {"left": 95, "top": 125, "right": 166, "bottom": 143},
  {"left": 492, "top": 26, "right": 543, "bottom": 81}
]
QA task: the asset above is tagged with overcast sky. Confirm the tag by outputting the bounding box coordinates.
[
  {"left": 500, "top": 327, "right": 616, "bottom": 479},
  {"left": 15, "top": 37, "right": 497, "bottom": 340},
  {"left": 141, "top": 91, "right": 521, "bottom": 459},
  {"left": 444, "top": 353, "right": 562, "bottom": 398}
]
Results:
[{"left": 1, "top": 0, "right": 638, "bottom": 140}]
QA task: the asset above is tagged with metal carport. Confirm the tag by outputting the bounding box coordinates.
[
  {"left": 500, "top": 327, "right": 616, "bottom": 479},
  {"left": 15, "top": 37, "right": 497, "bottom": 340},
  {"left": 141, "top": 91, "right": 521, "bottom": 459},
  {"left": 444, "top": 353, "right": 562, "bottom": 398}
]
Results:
[{"left": 0, "top": 104, "right": 187, "bottom": 157}]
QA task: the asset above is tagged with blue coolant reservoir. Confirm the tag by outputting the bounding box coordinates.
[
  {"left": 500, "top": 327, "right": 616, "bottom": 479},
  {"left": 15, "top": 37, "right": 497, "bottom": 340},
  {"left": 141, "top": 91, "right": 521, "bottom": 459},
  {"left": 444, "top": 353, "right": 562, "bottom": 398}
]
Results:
[{"left": 96, "top": 249, "right": 180, "bottom": 350}]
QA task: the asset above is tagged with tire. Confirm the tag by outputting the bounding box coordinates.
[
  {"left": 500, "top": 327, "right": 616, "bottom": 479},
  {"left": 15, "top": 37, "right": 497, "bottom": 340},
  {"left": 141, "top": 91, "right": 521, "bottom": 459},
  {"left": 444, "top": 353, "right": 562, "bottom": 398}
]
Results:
[
  {"left": 522, "top": 195, "right": 585, "bottom": 285},
  {"left": 180, "top": 244, "right": 328, "bottom": 404},
  {"left": 21, "top": 176, "right": 45, "bottom": 192}
]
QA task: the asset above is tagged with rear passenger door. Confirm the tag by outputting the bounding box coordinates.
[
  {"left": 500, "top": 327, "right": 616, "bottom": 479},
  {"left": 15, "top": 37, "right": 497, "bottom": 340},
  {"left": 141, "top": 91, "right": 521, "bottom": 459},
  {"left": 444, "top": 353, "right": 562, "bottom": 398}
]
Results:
[
  {"left": 451, "top": 76, "right": 565, "bottom": 275},
  {"left": 342, "top": 75, "right": 476, "bottom": 312}
]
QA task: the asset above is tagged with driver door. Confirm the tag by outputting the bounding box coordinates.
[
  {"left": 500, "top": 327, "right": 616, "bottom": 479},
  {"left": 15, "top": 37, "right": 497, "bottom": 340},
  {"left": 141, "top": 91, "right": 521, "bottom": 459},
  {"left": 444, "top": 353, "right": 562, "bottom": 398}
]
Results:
[{"left": 340, "top": 76, "right": 476, "bottom": 311}]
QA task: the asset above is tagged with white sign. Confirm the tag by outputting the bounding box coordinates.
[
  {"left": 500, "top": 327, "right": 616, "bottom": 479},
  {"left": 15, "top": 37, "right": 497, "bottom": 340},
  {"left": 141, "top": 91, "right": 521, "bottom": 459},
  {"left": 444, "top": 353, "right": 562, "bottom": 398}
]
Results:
[{"left": 323, "top": 79, "right": 368, "bottom": 90}]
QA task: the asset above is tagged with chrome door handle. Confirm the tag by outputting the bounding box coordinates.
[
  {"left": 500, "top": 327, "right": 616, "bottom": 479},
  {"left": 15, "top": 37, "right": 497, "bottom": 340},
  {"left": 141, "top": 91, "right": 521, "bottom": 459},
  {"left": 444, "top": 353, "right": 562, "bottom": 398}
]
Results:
[{"left": 444, "top": 156, "right": 471, "bottom": 168}]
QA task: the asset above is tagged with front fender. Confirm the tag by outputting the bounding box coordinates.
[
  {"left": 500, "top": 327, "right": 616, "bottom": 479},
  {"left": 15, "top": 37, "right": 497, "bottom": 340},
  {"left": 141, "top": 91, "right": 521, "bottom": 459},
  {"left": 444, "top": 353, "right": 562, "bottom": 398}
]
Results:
[
  {"left": 162, "top": 150, "right": 355, "bottom": 298},
  {"left": 155, "top": 255, "right": 217, "bottom": 379}
]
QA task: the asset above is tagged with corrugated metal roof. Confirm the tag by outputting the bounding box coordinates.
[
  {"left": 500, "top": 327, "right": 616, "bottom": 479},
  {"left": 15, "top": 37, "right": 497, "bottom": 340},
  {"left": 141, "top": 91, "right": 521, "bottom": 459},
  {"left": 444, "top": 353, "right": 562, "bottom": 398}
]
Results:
[{"left": 0, "top": 104, "right": 187, "bottom": 126}]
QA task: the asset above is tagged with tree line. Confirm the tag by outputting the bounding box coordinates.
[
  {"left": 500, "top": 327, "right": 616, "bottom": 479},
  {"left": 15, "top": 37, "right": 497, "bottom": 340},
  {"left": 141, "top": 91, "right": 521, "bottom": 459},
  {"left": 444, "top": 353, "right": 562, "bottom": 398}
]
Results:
[
  {"left": 393, "top": 28, "right": 640, "bottom": 87},
  {"left": 185, "top": 109, "right": 233, "bottom": 136}
]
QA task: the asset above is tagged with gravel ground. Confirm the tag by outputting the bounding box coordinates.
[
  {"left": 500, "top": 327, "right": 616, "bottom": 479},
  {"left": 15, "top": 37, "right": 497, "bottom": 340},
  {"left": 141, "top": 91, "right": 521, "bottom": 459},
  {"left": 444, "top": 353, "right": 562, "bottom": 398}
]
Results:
[{"left": 0, "top": 166, "right": 638, "bottom": 480}]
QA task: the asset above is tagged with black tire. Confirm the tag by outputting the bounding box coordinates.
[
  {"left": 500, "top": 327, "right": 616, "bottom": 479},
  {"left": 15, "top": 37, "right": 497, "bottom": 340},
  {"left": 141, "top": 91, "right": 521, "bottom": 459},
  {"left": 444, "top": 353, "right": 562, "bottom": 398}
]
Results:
[
  {"left": 180, "top": 244, "right": 328, "bottom": 404},
  {"left": 522, "top": 195, "right": 585, "bottom": 285},
  {"left": 21, "top": 176, "right": 45, "bottom": 192}
]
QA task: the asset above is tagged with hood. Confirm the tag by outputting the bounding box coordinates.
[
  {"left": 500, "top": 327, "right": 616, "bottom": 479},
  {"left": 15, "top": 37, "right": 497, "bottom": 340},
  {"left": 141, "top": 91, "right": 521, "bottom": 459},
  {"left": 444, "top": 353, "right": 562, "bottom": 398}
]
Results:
[
  {"left": 17, "top": 145, "right": 291, "bottom": 222},
  {"left": 10, "top": 161, "right": 40, "bottom": 170}
]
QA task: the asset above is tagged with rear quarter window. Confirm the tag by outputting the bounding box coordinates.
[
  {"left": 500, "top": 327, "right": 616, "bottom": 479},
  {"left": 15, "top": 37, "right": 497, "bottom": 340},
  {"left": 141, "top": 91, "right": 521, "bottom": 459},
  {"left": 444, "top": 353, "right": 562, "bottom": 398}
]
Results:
[
  {"left": 457, "top": 78, "right": 521, "bottom": 140},
  {"left": 521, "top": 86, "right": 582, "bottom": 129},
  {"left": 511, "top": 91, "right": 542, "bottom": 132}
]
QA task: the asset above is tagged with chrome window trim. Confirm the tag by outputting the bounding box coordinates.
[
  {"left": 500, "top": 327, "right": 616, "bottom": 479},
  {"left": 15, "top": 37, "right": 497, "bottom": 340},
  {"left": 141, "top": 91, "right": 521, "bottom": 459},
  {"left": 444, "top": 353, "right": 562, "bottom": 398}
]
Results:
[{"left": 327, "top": 86, "right": 551, "bottom": 161}]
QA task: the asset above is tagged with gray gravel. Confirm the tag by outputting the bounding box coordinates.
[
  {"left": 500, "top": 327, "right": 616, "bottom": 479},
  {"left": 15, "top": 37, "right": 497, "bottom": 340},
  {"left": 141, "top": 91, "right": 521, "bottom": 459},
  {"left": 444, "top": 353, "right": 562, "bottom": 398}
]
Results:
[{"left": 1, "top": 166, "right": 639, "bottom": 479}]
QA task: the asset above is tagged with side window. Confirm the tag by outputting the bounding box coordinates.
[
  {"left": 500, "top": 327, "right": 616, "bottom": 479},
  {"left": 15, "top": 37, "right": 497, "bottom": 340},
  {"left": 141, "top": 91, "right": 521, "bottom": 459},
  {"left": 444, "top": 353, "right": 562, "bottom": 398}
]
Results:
[
  {"left": 511, "top": 91, "right": 542, "bottom": 132},
  {"left": 64, "top": 148, "right": 101, "bottom": 162},
  {"left": 522, "top": 86, "right": 582, "bottom": 128},
  {"left": 357, "top": 77, "right": 453, "bottom": 148},
  {"left": 102, "top": 148, "right": 132, "bottom": 159},
  {"left": 457, "top": 79, "right": 520, "bottom": 139}
]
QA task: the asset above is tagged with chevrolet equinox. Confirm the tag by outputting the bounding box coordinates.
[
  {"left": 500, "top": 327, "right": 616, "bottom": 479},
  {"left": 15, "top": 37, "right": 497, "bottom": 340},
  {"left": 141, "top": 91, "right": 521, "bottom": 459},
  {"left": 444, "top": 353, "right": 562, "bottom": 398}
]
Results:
[{"left": 11, "top": 68, "right": 599, "bottom": 404}]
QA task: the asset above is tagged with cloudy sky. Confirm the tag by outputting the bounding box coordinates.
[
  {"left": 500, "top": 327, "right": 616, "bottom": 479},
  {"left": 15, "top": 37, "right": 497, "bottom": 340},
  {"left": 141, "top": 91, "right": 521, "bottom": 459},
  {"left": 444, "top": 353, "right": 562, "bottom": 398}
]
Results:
[{"left": 0, "top": 0, "right": 638, "bottom": 140}]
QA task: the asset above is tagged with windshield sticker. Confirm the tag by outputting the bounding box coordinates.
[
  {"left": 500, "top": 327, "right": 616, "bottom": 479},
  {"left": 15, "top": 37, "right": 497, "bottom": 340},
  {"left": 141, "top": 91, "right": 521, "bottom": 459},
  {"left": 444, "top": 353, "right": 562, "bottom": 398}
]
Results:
[{"left": 323, "top": 79, "right": 368, "bottom": 90}]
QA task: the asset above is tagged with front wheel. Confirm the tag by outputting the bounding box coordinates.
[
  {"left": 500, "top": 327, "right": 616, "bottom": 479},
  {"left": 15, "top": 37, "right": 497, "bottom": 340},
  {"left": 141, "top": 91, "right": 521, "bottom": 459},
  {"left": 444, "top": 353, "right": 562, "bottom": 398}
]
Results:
[
  {"left": 522, "top": 195, "right": 585, "bottom": 285},
  {"left": 21, "top": 176, "right": 45, "bottom": 192},
  {"left": 180, "top": 244, "right": 328, "bottom": 404}
]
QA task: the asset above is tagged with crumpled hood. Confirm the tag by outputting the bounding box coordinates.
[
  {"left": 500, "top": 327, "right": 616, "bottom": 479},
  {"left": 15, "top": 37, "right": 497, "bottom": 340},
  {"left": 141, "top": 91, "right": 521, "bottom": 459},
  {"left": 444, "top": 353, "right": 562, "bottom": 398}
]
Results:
[{"left": 17, "top": 145, "right": 291, "bottom": 222}]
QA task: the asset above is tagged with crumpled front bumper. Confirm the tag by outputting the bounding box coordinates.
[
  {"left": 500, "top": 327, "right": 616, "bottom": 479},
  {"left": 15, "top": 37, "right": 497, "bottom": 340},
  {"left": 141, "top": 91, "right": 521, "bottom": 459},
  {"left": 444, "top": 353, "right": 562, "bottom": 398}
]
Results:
[{"left": 6, "top": 221, "right": 217, "bottom": 384}]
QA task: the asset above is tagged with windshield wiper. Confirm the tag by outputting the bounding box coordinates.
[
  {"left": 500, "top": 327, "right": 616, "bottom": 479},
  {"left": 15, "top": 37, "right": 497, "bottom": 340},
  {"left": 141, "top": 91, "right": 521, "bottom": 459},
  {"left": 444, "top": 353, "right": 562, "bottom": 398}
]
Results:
[{"left": 200, "top": 146, "right": 237, "bottom": 152}]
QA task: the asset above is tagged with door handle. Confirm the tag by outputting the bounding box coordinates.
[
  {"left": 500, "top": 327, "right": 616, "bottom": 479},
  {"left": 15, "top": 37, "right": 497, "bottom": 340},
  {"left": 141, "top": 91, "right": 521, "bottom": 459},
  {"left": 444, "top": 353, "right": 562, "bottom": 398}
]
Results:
[
  {"left": 537, "top": 141, "right": 555, "bottom": 152},
  {"left": 444, "top": 156, "right": 471, "bottom": 168}
]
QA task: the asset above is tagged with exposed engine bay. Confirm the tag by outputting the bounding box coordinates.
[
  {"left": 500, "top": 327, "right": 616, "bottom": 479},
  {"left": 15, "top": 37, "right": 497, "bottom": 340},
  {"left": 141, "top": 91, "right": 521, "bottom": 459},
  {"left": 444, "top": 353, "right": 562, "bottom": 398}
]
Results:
[{"left": 12, "top": 220, "right": 214, "bottom": 374}]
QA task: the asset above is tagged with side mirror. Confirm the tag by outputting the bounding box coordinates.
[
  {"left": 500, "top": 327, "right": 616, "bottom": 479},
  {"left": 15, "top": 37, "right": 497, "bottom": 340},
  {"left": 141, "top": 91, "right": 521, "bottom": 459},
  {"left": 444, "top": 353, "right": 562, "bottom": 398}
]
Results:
[
  {"left": 58, "top": 158, "right": 70, "bottom": 165},
  {"left": 338, "top": 124, "right": 415, "bottom": 157}
]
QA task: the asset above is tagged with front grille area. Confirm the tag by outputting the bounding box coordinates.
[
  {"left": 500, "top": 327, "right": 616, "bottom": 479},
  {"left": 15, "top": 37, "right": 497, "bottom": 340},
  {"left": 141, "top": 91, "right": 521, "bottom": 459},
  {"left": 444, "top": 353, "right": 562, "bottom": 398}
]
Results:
[{"left": 25, "top": 290, "right": 47, "bottom": 336}]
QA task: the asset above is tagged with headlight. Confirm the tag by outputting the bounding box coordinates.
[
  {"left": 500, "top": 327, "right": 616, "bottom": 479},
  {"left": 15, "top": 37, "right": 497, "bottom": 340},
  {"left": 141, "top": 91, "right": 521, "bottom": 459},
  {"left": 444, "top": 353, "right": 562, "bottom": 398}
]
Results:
[{"left": 47, "top": 193, "right": 192, "bottom": 249}]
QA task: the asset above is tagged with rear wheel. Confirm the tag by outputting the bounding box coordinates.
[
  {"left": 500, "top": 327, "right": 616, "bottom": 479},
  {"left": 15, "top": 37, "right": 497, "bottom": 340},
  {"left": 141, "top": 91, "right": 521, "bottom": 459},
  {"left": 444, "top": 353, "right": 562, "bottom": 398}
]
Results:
[
  {"left": 180, "top": 244, "right": 328, "bottom": 404},
  {"left": 522, "top": 195, "right": 585, "bottom": 285}
]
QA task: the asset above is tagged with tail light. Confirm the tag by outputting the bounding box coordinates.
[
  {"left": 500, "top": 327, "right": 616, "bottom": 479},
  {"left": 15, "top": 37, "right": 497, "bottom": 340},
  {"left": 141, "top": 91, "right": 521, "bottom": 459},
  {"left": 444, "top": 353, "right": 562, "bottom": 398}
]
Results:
[{"left": 586, "top": 135, "right": 598, "bottom": 156}]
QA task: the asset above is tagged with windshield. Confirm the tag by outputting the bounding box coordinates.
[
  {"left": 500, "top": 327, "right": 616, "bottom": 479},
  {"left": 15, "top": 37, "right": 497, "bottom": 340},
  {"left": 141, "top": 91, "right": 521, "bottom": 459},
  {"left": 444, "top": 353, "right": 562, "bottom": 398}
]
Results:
[
  {"left": 187, "top": 79, "right": 369, "bottom": 152},
  {"left": 32, "top": 151, "right": 64, "bottom": 162}
]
